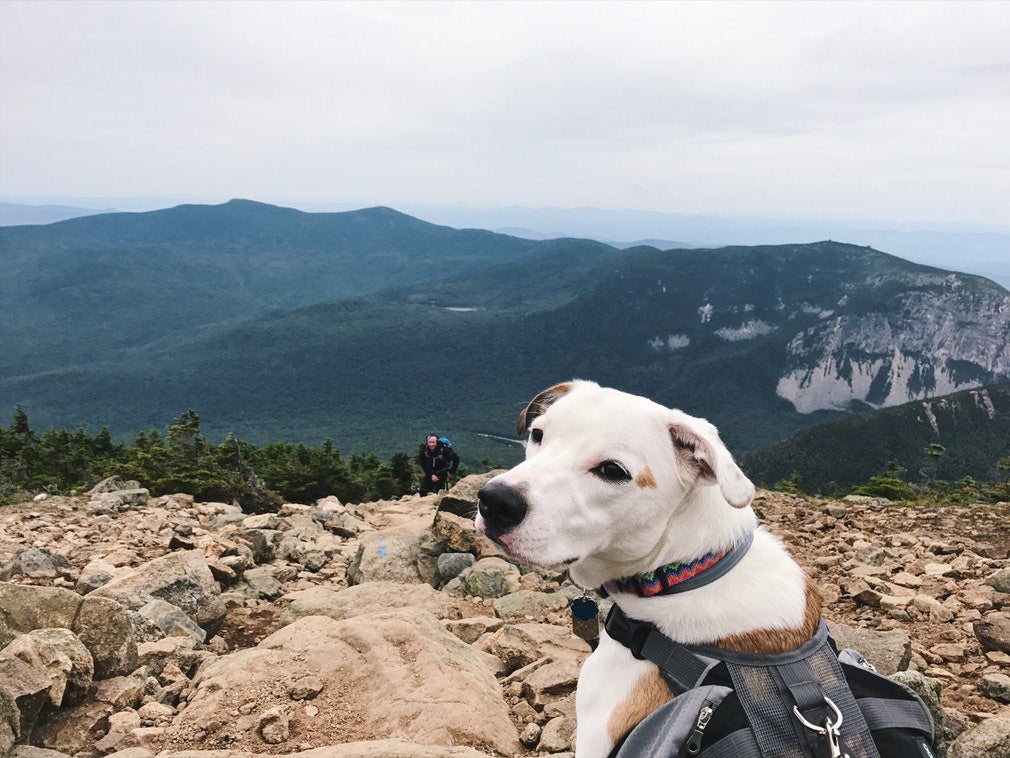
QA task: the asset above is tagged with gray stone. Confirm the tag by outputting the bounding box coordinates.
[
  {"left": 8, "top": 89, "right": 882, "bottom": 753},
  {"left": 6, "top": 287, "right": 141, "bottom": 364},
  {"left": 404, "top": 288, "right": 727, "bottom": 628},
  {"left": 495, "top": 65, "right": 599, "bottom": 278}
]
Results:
[
  {"left": 233, "top": 528, "right": 275, "bottom": 564},
  {"left": 890, "top": 670, "right": 943, "bottom": 742},
  {"left": 539, "top": 715, "right": 577, "bottom": 752},
  {"left": 980, "top": 673, "right": 1010, "bottom": 705},
  {"left": 436, "top": 472, "right": 500, "bottom": 517},
  {"left": 431, "top": 510, "right": 498, "bottom": 557},
  {"left": 974, "top": 612, "right": 1010, "bottom": 654},
  {"left": 90, "top": 549, "right": 226, "bottom": 636},
  {"left": 87, "top": 489, "right": 150, "bottom": 513},
  {"left": 985, "top": 567, "right": 1010, "bottom": 594},
  {"left": 76, "top": 557, "right": 118, "bottom": 594},
  {"left": 138, "top": 598, "right": 207, "bottom": 643},
  {"left": 32, "top": 699, "right": 114, "bottom": 754},
  {"left": 88, "top": 476, "right": 142, "bottom": 494},
  {"left": 520, "top": 721, "right": 541, "bottom": 748},
  {"left": 437, "top": 552, "right": 475, "bottom": 583},
  {"left": 11, "top": 747, "right": 73, "bottom": 758},
  {"left": 257, "top": 705, "right": 289, "bottom": 744},
  {"left": 458, "top": 557, "right": 521, "bottom": 599},
  {"left": 0, "top": 548, "right": 71, "bottom": 580},
  {"left": 241, "top": 566, "right": 284, "bottom": 600},
  {"left": 826, "top": 619, "right": 911, "bottom": 675},
  {"left": 487, "top": 625, "right": 541, "bottom": 673},
  {"left": 493, "top": 590, "right": 570, "bottom": 621},
  {"left": 93, "top": 673, "right": 146, "bottom": 711},
  {"left": 347, "top": 532, "right": 433, "bottom": 586},
  {"left": 73, "top": 595, "right": 138, "bottom": 678}
]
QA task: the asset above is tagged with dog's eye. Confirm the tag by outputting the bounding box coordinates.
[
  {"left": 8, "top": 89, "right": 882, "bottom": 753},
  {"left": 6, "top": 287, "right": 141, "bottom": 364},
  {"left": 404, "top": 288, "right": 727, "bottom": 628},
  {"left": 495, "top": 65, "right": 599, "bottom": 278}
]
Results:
[
  {"left": 591, "top": 461, "right": 631, "bottom": 482},
  {"left": 530, "top": 428, "right": 543, "bottom": 444}
]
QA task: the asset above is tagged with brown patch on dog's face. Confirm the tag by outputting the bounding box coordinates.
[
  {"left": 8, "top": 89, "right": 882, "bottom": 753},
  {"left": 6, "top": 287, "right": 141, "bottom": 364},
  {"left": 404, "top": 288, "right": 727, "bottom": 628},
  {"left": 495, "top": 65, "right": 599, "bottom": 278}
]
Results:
[
  {"left": 714, "top": 577, "right": 823, "bottom": 654},
  {"left": 635, "top": 467, "right": 658, "bottom": 489},
  {"left": 516, "top": 382, "right": 573, "bottom": 435},
  {"left": 607, "top": 667, "right": 673, "bottom": 746}
]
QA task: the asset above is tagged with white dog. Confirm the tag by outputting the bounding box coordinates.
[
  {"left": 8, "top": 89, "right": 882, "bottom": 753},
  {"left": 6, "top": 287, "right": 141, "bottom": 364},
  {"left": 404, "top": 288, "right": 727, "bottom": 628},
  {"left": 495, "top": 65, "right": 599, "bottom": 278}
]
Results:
[{"left": 475, "top": 381, "right": 821, "bottom": 757}]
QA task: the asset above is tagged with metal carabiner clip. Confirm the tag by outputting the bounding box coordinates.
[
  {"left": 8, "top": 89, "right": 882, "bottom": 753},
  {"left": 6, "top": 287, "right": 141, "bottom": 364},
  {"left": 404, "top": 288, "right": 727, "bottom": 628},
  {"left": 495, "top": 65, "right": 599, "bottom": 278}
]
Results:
[{"left": 792, "top": 697, "right": 851, "bottom": 758}]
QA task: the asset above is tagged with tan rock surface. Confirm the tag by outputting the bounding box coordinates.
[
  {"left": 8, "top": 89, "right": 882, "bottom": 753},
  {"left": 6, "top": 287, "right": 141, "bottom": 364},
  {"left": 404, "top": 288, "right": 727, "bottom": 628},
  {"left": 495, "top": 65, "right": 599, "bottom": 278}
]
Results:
[{"left": 0, "top": 480, "right": 1007, "bottom": 756}]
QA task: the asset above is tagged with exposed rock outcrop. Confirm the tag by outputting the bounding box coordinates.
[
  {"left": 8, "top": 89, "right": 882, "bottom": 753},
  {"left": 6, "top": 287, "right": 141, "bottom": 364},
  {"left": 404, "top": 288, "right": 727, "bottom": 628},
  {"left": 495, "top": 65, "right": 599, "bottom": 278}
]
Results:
[{"left": 0, "top": 477, "right": 1007, "bottom": 757}]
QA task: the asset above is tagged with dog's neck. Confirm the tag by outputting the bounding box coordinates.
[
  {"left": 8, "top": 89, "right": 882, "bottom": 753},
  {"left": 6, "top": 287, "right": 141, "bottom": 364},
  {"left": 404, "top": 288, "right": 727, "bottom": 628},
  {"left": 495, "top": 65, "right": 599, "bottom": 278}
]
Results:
[
  {"left": 601, "top": 530, "right": 754, "bottom": 598},
  {"left": 596, "top": 529, "right": 822, "bottom": 652}
]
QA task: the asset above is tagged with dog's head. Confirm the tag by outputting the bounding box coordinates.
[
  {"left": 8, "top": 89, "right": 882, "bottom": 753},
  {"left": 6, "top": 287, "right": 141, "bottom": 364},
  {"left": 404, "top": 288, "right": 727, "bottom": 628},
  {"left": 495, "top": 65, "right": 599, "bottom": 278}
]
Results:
[{"left": 475, "top": 380, "right": 756, "bottom": 589}]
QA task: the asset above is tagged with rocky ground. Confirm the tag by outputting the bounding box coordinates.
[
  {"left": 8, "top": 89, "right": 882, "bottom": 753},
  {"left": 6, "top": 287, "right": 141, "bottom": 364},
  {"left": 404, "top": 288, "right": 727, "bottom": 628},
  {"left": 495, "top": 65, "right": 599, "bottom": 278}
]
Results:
[{"left": 1, "top": 475, "right": 1008, "bottom": 757}]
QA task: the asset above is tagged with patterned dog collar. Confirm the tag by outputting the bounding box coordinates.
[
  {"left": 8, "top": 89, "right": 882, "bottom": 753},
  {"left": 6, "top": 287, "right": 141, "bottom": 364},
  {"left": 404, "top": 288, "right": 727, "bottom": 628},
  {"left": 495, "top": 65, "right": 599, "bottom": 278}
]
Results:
[{"left": 602, "top": 530, "right": 755, "bottom": 597}]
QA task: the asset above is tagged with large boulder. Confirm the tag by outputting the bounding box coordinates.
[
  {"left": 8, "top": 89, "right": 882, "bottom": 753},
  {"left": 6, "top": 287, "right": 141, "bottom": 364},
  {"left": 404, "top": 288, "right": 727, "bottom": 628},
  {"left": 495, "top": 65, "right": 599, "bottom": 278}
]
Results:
[
  {"left": 347, "top": 531, "right": 435, "bottom": 586},
  {"left": 0, "top": 583, "right": 137, "bottom": 679},
  {"left": 436, "top": 471, "right": 500, "bottom": 517},
  {"left": 277, "top": 582, "right": 476, "bottom": 627},
  {"left": 947, "top": 706, "right": 1010, "bottom": 758},
  {"left": 162, "top": 610, "right": 520, "bottom": 755},
  {"left": 89, "top": 550, "right": 226, "bottom": 636},
  {"left": 2, "top": 628, "right": 94, "bottom": 707},
  {"left": 0, "top": 548, "right": 71, "bottom": 581}
]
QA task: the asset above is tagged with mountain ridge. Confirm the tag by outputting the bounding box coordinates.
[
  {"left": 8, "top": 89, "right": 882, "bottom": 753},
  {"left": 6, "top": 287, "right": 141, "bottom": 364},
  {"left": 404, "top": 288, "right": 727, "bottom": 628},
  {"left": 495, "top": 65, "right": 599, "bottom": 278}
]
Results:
[
  {"left": 742, "top": 381, "right": 1010, "bottom": 493},
  {"left": 2, "top": 200, "right": 1007, "bottom": 470}
]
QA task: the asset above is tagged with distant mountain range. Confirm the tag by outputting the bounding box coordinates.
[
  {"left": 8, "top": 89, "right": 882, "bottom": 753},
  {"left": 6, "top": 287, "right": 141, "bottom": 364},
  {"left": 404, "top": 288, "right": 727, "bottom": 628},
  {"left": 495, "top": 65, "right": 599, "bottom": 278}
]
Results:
[
  {"left": 743, "top": 382, "right": 1010, "bottom": 492},
  {"left": 5, "top": 200, "right": 1009, "bottom": 287},
  {"left": 2, "top": 200, "right": 1008, "bottom": 480}
]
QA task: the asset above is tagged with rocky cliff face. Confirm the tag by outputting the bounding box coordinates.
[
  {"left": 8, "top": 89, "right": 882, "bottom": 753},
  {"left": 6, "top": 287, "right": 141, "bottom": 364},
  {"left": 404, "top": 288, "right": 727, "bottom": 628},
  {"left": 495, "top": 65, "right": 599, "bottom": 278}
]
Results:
[
  {"left": 1, "top": 476, "right": 1009, "bottom": 757},
  {"left": 777, "top": 273, "right": 1010, "bottom": 413}
]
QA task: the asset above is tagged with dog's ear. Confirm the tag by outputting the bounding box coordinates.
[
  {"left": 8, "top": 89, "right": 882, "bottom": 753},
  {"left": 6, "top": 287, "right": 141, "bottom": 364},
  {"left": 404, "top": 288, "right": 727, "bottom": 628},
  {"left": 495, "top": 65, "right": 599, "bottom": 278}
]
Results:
[
  {"left": 517, "top": 382, "right": 574, "bottom": 435},
  {"left": 669, "top": 417, "right": 755, "bottom": 509}
]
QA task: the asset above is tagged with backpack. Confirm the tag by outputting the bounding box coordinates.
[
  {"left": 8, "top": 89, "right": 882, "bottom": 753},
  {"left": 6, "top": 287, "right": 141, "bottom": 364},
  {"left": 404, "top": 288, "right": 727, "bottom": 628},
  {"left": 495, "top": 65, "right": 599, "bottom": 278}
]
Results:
[
  {"left": 438, "top": 437, "right": 452, "bottom": 448},
  {"left": 605, "top": 604, "right": 935, "bottom": 758}
]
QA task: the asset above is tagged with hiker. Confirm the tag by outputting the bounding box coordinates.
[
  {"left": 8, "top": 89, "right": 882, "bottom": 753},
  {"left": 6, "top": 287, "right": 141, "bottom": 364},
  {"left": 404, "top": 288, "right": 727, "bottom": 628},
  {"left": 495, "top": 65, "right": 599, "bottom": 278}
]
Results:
[{"left": 418, "top": 434, "right": 459, "bottom": 495}]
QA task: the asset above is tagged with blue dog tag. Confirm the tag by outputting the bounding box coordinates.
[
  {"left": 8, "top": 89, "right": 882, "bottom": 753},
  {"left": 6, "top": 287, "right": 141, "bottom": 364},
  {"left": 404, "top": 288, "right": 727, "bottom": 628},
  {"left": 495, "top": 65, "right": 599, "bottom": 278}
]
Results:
[
  {"left": 571, "top": 596, "right": 599, "bottom": 621},
  {"left": 571, "top": 595, "right": 600, "bottom": 646}
]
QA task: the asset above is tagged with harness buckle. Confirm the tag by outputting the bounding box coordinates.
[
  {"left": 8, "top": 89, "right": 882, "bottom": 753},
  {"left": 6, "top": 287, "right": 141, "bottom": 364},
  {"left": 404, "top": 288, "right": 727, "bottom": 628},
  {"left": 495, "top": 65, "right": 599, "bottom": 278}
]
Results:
[
  {"left": 604, "top": 603, "right": 651, "bottom": 660},
  {"left": 792, "top": 697, "right": 851, "bottom": 758}
]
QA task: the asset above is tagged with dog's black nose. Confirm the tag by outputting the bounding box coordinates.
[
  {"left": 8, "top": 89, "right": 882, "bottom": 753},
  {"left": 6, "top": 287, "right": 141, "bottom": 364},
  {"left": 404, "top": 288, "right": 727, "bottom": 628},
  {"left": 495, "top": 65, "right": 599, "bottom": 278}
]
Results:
[{"left": 477, "top": 480, "right": 528, "bottom": 537}]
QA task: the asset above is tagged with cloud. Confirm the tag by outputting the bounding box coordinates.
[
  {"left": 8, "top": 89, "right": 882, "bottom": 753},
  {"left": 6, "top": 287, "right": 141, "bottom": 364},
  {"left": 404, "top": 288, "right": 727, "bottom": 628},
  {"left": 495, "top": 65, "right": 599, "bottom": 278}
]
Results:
[{"left": 1, "top": 0, "right": 1008, "bottom": 225}]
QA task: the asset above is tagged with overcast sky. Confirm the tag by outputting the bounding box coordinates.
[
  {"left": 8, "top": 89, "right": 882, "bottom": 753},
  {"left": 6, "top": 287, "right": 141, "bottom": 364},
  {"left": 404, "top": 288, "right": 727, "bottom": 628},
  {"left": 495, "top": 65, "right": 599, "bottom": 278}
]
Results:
[{"left": 2, "top": 0, "right": 1009, "bottom": 228}]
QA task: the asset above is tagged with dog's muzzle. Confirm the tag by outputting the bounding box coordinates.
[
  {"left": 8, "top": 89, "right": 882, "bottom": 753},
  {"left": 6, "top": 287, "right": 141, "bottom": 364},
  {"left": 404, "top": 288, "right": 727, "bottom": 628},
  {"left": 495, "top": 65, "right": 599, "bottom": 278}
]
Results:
[{"left": 476, "top": 480, "right": 528, "bottom": 540}]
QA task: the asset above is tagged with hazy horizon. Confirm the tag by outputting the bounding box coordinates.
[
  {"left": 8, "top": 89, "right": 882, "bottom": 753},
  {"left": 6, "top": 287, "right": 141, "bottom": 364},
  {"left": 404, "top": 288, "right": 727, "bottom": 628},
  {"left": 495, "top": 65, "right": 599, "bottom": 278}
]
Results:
[
  {"left": 2, "top": 1, "right": 1008, "bottom": 229},
  {"left": 4, "top": 195, "right": 1009, "bottom": 288}
]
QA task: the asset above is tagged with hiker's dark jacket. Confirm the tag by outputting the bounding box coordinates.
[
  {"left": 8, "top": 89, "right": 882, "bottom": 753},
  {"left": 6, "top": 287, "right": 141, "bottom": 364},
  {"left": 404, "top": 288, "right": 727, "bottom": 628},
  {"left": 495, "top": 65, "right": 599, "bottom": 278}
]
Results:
[{"left": 418, "top": 442, "right": 459, "bottom": 479}]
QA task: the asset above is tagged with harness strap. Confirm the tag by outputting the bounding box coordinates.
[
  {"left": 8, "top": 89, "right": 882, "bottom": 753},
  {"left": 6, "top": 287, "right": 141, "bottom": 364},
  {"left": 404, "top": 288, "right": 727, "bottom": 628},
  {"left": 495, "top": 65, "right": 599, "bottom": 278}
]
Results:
[
  {"left": 703, "top": 729, "right": 761, "bottom": 758},
  {"left": 604, "top": 603, "right": 719, "bottom": 694},
  {"left": 858, "top": 698, "right": 935, "bottom": 734}
]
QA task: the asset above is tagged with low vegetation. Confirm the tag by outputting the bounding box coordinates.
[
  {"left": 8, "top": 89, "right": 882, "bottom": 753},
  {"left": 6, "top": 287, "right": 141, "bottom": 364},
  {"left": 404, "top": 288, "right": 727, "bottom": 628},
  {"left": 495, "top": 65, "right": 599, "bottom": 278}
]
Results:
[
  {"left": 774, "top": 455, "right": 1010, "bottom": 504},
  {"left": 0, "top": 407, "right": 463, "bottom": 511},
  {"left": 3, "top": 406, "right": 1005, "bottom": 514}
]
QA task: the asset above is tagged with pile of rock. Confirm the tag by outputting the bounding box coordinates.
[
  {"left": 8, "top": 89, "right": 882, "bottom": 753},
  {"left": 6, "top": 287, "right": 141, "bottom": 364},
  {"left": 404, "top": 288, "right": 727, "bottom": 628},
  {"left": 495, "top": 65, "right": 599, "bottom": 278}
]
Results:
[{"left": 1, "top": 475, "right": 1007, "bottom": 757}]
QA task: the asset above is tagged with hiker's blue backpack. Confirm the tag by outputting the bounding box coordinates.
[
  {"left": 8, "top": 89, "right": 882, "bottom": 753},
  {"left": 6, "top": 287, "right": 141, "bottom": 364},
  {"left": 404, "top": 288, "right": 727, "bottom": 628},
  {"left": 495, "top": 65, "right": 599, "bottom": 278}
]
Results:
[{"left": 606, "top": 604, "right": 935, "bottom": 758}]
